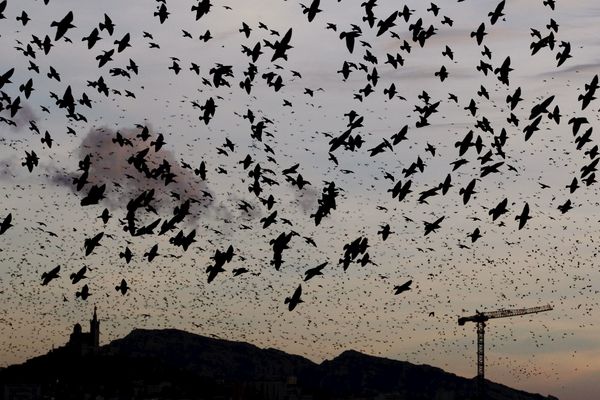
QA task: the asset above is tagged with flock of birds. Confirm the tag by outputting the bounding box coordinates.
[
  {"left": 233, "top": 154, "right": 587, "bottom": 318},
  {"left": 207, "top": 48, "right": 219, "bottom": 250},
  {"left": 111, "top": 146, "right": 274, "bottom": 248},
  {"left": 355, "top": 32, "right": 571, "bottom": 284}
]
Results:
[{"left": 1, "top": 0, "right": 600, "bottom": 395}]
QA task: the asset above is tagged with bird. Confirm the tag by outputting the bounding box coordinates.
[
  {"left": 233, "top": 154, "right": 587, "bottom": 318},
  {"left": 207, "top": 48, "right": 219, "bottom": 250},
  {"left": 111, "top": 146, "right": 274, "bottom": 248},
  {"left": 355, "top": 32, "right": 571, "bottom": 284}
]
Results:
[
  {"left": 300, "top": 0, "right": 321, "bottom": 22},
  {"left": 39, "top": 131, "right": 53, "bottom": 149},
  {"left": 489, "top": 198, "right": 509, "bottom": 221},
  {"left": 240, "top": 22, "right": 251, "bottom": 38},
  {"left": 260, "top": 211, "right": 277, "bottom": 229},
  {"left": 41, "top": 266, "right": 61, "bottom": 286},
  {"left": 119, "top": 247, "right": 133, "bottom": 264},
  {"left": 22, "top": 151, "right": 39, "bottom": 172},
  {"left": 442, "top": 46, "right": 454, "bottom": 60},
  {"left": 435, "top": 65, "right": 448, "bottom": 81},
  {"left": 284, "top": 284, "right": 303, "bottom": 311},
  {"left": 0, "top": 68, "right": 14, "bottom": 89},
  {"left": 428, "top": 3, "right": 440, "bottom": 16},
  {"left": 114, "top": 33, "right": 131, "bottom": 53},
  {"left": 98, "top": 208, "right": 111, "bottom": 224},
  {"left": 0, "top": 213, "right": 13, "bottom": 235},
  {"left": 99, "top": 13, "right": 115, "bottom": 35},
  {"left": 84, "top": 232, "right": 104, "bottom": 256},
  {"left": 516, "top": 203, "right": 531, "bottom": 230},
  {"left": 507, "top": 87, "right": 523, "bottom": 110},
  {"left": 459, "top": 179, "right": 477, "bottom": 204},
  {"left": 69, "top": 266, "right": 87, "bottom": 284},
  {"left": 376, "top": 11, "right": 398, "bottom": 37},
  {"left": 394, "top": 280, "right": 412, "bottom": 295},
  {"left": 467, "top": 228, "right": 482, "bottom": 243},
  {"left": 232, "top": 268, "right": 249, "bottom": 276},
  {"left": 76, "top": 284, "right": 91, "bottom": 300},
  {"left": 143, "top": 244, "right": 159, "bottom": 262},
  {"left": 51, "top": 11, "right": 76, "bottom": 41},
  {"left": 423, "top": 216, "right": 444, "bottom": 236},
  {"left": 377, "top": 224, "right": 392, "bottom": 241},
  {"left": 471, "top": 23, "right": 487, "bottom": 45},
  {"left": 488, "top": 1, "right": 505, "bottom": 25},
  {"left": 0, "top": 1, "right": 7, "bottom": 20},
  {"left": 192, "top": 0, "right": 213, "bottom": 20},
  {"left": 115, "top": 279, "right": 129, "bottom": 295},
  {"left": 558, "top": 199, "right": 572, "bottom": 214},
  {"left": 154, "top": 3, "right": 169, "bottom": 23},
  {"left": 304, "top": 262, "right": 327, "bottom": 281},
  {"left": 566, "top": 178, "right": 579, "bottom": 194},
  {"left": 19, "top": 78, "right": 34, "bottom": 99}
]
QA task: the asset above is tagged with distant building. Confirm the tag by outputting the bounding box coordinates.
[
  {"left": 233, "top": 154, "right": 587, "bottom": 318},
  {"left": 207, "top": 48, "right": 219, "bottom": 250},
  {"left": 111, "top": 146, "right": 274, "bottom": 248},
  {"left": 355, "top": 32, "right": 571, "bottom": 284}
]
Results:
[{"left": 66, "top": 306, "right": 100, "bottom": 355}]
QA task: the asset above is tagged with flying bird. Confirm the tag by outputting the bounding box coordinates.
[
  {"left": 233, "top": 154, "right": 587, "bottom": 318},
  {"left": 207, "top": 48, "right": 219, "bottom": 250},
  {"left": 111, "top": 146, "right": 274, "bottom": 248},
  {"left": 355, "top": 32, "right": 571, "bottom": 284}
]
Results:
[
  {"left": 423, "top": 216, "right": 445, "bottom": 236},
  {"left": 304, "top": 262, "right": 327, "bottom": 281},
  {"left": 0, "top": 213, "right": 13, "bottom": 235},
  {"left": 115, "top": 279, "right": 129, "bottom": 295},
  {"left": 41, "top": 266, "right": 61, "bottom": 286},
  {"left": 284, "top": 284, "right": 303, "bottom": 311},
  {"left": 515, "top": 203, "right": 531, "bottom": 230},
  {"left": 51, "top": 11, "right": 76, "bottom": 41},
  {"left": 394, "top": 280, "right": 412, "bottom": 295}
]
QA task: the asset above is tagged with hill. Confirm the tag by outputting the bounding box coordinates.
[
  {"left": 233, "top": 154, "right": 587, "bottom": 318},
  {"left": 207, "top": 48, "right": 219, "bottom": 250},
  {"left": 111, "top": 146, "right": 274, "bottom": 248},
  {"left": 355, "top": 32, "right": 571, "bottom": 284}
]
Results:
[{"left": 0, "top": 328, "right": 558, "bottom": 400}]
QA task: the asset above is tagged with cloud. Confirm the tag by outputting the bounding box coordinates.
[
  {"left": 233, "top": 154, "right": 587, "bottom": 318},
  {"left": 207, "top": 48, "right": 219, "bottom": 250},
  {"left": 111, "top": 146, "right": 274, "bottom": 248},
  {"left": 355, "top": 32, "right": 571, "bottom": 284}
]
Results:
[
  {"left": 533, "top": 62, "right": 600, "bottom": 78},
  {"left": 0, "top": 102, "right": 38, "bottom": 134},
  {"left": 50, "top": 126, "right": 217, "bottom": 224},
  {"left": 0, "top": 154, "right": 18, "bottom": 181},
  {"left": 294, "top": 184, "right": 320, "bottom": 214},
  {"left": 11, "top": 103, "right": 38, "bottom": 133}
]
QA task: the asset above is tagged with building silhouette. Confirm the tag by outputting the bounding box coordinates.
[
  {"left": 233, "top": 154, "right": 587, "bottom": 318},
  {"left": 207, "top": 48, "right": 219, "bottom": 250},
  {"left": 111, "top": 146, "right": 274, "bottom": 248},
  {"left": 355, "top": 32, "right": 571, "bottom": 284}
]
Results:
[{"left": 66, "top": 306, "right": 100, "bottom": 355}]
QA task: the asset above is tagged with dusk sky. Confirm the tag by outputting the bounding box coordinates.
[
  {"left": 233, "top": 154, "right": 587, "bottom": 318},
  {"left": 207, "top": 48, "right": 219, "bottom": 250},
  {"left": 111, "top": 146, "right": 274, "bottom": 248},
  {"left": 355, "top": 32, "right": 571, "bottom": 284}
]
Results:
[{"left": 1, "top": 1, "right": 600, "bottom": 399}]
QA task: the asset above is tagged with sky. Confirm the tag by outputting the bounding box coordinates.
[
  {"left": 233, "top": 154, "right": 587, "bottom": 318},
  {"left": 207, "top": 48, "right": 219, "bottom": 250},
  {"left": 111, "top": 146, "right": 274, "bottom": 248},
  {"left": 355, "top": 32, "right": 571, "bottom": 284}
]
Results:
[{"left": 1, "top": 0, "right": 600, "bottom": 399}]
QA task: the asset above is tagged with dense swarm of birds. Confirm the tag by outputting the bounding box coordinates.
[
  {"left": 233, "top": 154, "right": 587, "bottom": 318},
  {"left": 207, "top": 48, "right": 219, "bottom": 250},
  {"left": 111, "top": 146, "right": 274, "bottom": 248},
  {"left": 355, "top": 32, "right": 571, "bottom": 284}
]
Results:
[{"left": 1, "top": 0, "right": 599, "bottom": 395}]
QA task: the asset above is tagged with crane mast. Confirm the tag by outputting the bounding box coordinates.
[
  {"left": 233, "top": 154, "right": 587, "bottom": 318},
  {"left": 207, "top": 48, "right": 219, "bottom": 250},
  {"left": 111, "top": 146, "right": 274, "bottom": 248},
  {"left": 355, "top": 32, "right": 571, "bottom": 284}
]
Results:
[{"left": 458, "top": 304, "right": 552, "bottom": 400}]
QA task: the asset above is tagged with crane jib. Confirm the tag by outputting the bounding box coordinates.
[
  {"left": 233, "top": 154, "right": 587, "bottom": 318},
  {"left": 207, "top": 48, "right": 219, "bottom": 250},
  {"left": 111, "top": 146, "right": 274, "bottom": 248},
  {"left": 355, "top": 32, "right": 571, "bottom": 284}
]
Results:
[{"left": 457, "top": 304, "right": 552, "bottom": 325}]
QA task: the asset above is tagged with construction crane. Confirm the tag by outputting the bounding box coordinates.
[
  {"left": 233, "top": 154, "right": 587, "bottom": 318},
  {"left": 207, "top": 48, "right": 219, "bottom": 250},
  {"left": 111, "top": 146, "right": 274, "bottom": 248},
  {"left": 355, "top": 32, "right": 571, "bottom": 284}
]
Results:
[{"left": 458, "top": 304, "right": 552, "bottom": 400}]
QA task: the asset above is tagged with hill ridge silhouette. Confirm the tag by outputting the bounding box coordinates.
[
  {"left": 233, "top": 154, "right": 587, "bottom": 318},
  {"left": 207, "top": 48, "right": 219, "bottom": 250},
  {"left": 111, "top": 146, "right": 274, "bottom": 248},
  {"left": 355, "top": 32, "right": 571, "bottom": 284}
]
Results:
[{"left": 0, "top": 328, "right": 558, "bottom": 400}]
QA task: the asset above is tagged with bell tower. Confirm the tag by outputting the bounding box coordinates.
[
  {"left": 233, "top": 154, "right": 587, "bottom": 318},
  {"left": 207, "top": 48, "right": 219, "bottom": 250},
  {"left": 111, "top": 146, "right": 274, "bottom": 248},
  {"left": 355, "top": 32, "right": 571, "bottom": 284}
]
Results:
[{"left": 89, "top": 306, "right": 100, "bottom": 348}]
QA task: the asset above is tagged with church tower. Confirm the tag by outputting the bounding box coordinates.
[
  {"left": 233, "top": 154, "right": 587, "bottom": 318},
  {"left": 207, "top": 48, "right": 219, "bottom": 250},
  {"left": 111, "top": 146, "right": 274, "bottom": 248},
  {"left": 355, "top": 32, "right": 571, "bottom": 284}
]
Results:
[
  {"left": 89, "top": 306, "right": 100, "bottom": 349},
  {"left": 67, "top": 307, "right": 100, "bottom": 355}
]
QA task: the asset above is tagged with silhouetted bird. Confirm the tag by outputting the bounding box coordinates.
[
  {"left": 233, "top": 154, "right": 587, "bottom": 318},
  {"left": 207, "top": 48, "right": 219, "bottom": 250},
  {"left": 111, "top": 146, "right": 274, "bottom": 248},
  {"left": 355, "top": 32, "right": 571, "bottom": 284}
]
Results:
[
  {"left": 516, "top": 203, "right": 531, "bottom": 230},
  {"left": 0, "top": 213, "right": 13, "bottom": 235},
  {"left": 284, "top": 284, "right": 303, "bottom": 311},
  {"left": 70, "top": 266, "right": 87, "bottom": 284},
  {"left": 394, "top": 280, "right": 412, "bottom": 295},
  {"left": 51, "top": 11, "right": 76, "bottom": 41},
  {"left": 423, "top": 216, "right": 444, "bottom": 236},
  {"left": 115, "top": 279, "right": 129, "bottom": 295},
  {"left": 144, "top": 244, "right": 159, "bottom": 262},
  {"left": 304, "top": 262, "right": 327, "bottom": 281},
  {"left": 41, "top": 266, "right": 61, "bottom": 286},
  {"left": 76, "top": 284, "right": 91, "bottom": 300},
  {"left": 300, "top": 0, "right": 321, "bottom": 22}
]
